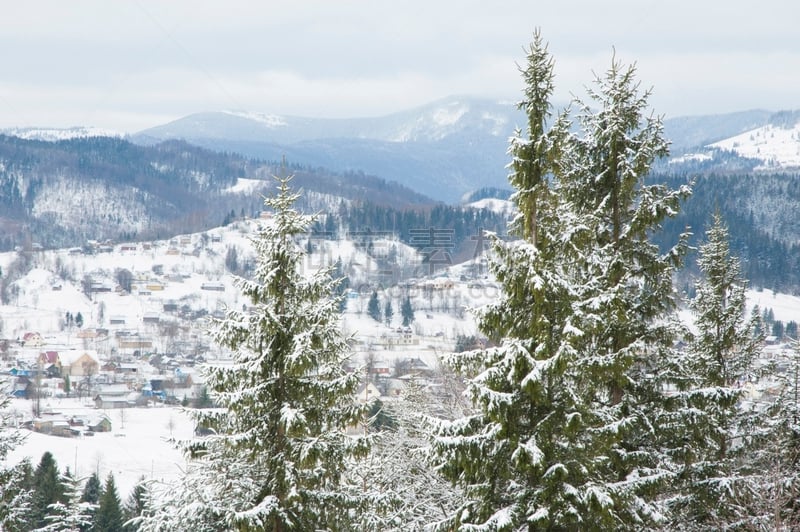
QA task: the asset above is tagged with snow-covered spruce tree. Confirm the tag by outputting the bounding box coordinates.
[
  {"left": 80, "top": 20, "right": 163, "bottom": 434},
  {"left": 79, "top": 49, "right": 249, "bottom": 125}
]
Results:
[
  {"left": 664, "top": 212, "right": 764, "bottom": 529},
  {"left": 748, "top": 338, "right": 800, "bottom": 529},
  {"left": 554, "top": 56, "right": 691, "bottom": 526},
  {"left": 139, "top": 173, "right": 365, "bottom": 531},
  {"left": 430, "top": 33, "right": 690, "bottom": 531},
  {"left": 0, "top": 458, "right": 34, "bottom": 531},
  {"left": 430, "top": 31, "right": 589, "bottom": 530},
  {"left": 30, "top": 452, "right": 68, "bottom": 529},
  {"left": 368, "top": 290, "right": 381, "bottom": 322},
  {"left": 36, "top": 469, "right": 95, "bottom": 532},
  {"left": 0, "top": 390, "right": 29, "bottom": 530}
]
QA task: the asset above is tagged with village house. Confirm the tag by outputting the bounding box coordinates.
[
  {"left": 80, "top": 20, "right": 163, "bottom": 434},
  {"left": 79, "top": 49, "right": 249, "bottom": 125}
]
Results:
[
  {"left": 58, "top": 350, "right": 100, "bottom": 378},
  {"left": 21, "top": 332, "right": 44, "bottom": 347},
  {"left": 356, "top": 382, "right": 382, "bottom": 403},
  {"left": 87, "top": 415, "right": 112, "bottom": 432},
  {"left": 117, "top": 337, "right": 153, "bottom": 350},
  {"left": 39, "top": 351, "right": 61, "bottom": 374}
]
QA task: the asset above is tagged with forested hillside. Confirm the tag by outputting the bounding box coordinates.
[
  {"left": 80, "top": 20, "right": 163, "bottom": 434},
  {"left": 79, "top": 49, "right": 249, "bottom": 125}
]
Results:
[
  {"left": 654, "top": 173, "right": 800, "bottom": 293},
  {"left": 0, "top": 135, "right": 434, "bottom": 251}
]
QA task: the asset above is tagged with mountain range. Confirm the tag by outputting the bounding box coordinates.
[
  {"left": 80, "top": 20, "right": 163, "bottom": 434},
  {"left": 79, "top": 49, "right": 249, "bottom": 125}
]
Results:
[
  {"left": 130, "top": 97, "right": 800, "bottom": 202},
  {"left": 3, "top": 96, "right": 800, "bottom": 286}
]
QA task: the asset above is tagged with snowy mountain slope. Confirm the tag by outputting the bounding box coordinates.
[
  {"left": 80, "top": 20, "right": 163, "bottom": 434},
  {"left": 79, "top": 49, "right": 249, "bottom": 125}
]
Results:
[
  {"left": 135, "top": 96, "right": 524, "bottom": 145},
  {"left": 132, "top": 97, "right": 525, "bottom": 202},
  {"left": 2, "top": 126, "right": 121, "bottom": 142},
  {"left": 0, "top": 135, "right": 435, "bottom": 251},
  {"left": 135, "top": 97, "right": 797, "bottom": 202},
  {"left": 666, "top": 110, "right": 800, "bottom": 172},
  {"left": 710, "top": 121, "right": 800, "bottom": 170},
  {"left": 465, "top": 198, "right": 515, "bottom": 217},
  {"left": 662, "top": 109, "right": 771, "bottom": 151}
]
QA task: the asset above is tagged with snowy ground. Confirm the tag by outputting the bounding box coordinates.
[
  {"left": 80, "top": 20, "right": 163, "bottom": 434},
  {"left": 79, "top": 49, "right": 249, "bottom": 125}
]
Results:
[
  {"left": 746, "top": 288, "right": 800, "bottom": 325},
  {"left": 4, "top": 398, "right": 193, "bottom": 499}
]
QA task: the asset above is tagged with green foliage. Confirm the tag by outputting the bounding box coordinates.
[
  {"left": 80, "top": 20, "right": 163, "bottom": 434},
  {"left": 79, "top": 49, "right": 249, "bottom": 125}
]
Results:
[
  {"left": 94, "top": 474, "right": 124, "bottom": 532},
  {"left": 41, "top": 469, "right": 95, "bottom": 532},
  {"left": 367, "top": 399, "right": 397, "bottom": 432},
  {"left": 123, "top": 477, "right": 148, "bottom": 531},
  {"left": 81, "top": 472, "right": 102, "bottom": 504},
  {"left": 787, "top": 320, "right": 798, "bottom": 340},
  {"left": 383, "top": 300, "right": 393, "bottom": 326},
  {"left": 453, "top": 334, "right": 480, "bottom": 353},
  {"left": 142, "top": 172, "right": 367, "bottom": 530},
  {"left": 0, "top": 458, "right": 34, "bottom": 531},
  {"left": 773, "top": 320, "right": 785, "bottom": 339},
  {"left": 31, "top": 452, "right": 68, "bottom": 529},
  {"left": 431, "top": 30, "right": 689, "bottom": 530},
  {"left": 368, "top": 290, "right": 381, "bottom": 322},
  {"left": 115, "top": 268, "right": 133, "bottom": 293},
  {"left": 224, "top": 245, "right": 239, "bottom": 274},
  {"left": 401, "top": 295, "right": 414, "bottom": 327},
  {"left": 331, "top": 258, "right": 350, "bottom": 313},
  {"left": 665, "top": 213, "right": 765, "bottom": 528}
]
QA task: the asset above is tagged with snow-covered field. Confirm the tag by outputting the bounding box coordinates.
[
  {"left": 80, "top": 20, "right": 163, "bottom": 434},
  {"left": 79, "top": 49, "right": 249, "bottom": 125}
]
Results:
[
  {"left": 4, "top": 399, "right": 193, "bottom": 499},
  {"left": 746, "top": 288, "right": 800, "bottom": 325}
]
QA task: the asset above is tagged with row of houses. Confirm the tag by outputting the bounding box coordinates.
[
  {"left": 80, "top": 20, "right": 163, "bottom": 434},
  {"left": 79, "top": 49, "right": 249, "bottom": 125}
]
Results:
[{"left": 30, "top": 414, "right": 112, "bottom": 437}]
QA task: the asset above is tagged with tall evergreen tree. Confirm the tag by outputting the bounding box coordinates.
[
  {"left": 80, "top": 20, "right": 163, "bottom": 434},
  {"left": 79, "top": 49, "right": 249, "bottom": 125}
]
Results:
[
  {"left": 123, "top": 477, "right": 148, "bottom": 531},
  {"left": 384, "top": 299, "right": 394, "bottom": 326},
  {"left": 332, "top": 257, "right": 349, "bottom": 313},
  {"left": 0, "top": 391, "right": 28, "bottom": 530},
  {"left": 747, "top": 338, "right": 800, "bottom": 529},
  {"left": 368, "top": 290, "right": 381, "bottom": 322},
  {"left": 401, "top": 295, "right": 414, "bottom": 327},
  {"left": 430, "top": 31, "right": 689, "bottom": 530},
  {"left": 93, "top": 474, "right": 123, "bottom": 532},
  {"left": 554, "top": 52, "right": 691, "bottom": 526},
  {"left": 666, "top": 213, "right": 765, "bottom": 528},
  {"left": 38, "top": 469, "right": 95, "bottom": 532},
  {"left": 31, "top": 452, "right": 68, "bottom": 529},
  {"left": 139, "top": 172, "right": 365, "bottom": 531},
  {"left": 0, "top": 457, "right": 33, "bottom": 531}
]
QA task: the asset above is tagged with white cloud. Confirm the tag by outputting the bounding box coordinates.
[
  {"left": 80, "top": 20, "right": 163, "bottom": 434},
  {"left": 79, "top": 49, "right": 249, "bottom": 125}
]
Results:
[{"left": 0, "top": 1, "right": 797, "bottom": 130}]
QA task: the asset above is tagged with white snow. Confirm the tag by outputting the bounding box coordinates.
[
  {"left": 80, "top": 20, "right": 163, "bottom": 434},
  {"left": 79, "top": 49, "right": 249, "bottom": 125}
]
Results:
[
  {"left": 3, "top": 398, "right": 193, "bottom": 499},
  {"left": 432, "top": 105, "right": 468, "bottom": 127},
  {"left": 669, "top": 152, "right": 713, "bottom": 165},
  {"left": 223, "top": 111, "right": 287, "bottom": 128},
  {"left": 710, "top": 124, "right": 800, "bottom": 170},
  {"left": 746, "top": 288, "right": 800, "bottom": 325},
  {"left": 2, "top": 127, "right": 121, "bottom": 142},
  {"left": 224, "top": 178, "right": 268, "bottom": 194},
  {"left": 466, "top": 198, "right": 515, "bottom": 216},
  {"left": 481, "top": 112, "right": 509, "bottom": 136}
]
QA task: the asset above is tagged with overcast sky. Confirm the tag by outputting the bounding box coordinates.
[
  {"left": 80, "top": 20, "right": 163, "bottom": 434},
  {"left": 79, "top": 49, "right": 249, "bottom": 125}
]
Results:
[{"left": 1, "top": 1, "right": 798, "bottom": 132}]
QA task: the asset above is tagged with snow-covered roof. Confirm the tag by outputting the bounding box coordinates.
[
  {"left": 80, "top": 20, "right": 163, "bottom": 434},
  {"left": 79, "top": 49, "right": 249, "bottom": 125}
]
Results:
[{"left": 58, "top": 350, "right": 100, "bottom": 367}]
